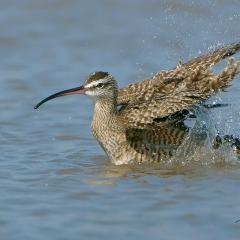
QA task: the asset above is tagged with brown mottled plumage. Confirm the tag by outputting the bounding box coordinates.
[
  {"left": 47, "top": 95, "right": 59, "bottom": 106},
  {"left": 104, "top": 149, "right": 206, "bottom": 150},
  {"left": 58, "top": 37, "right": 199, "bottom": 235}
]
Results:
[
  {"left": 35, "top": 42, "right": 240, "bottom": 164},
  {"left": 117, "top": 42, "right": 240, "bottom": 128}
]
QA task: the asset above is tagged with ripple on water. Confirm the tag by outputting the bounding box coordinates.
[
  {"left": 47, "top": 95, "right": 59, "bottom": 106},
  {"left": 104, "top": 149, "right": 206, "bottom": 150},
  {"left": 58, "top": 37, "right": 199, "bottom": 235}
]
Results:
[{"left": 1, "top": 0, "right": 240, "bottom": 239}]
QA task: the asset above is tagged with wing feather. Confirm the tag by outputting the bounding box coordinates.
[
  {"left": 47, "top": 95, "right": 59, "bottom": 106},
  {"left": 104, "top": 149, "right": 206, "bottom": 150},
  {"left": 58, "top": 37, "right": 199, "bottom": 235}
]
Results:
[
  {"left": 117, "top": 42, "right": 240, "bottom": 128},
  {"left": 118, "top": 42, "right": 240, "bottom": 105}
]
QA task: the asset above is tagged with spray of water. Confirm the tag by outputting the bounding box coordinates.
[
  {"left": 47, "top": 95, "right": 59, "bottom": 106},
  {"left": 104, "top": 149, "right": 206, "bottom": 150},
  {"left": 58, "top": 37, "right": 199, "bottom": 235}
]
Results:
[{"left": 167, "top": 105, "right": 240, "bottom": 168}]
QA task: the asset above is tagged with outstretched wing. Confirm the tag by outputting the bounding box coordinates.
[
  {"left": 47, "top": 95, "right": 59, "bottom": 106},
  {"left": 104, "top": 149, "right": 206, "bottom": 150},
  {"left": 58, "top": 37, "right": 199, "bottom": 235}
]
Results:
[
  {"left": 118, "top": 42, "right": 240, "bottom": 128},
  {"left": 117, "top": 42, "right": 240, "bottom": 105}
]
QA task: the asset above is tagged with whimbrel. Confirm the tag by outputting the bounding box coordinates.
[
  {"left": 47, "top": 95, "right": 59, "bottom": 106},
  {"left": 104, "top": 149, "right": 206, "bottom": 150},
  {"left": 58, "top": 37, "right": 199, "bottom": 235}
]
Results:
[{"left": 35, "top": 42, "right": 240, "bottom": 164}]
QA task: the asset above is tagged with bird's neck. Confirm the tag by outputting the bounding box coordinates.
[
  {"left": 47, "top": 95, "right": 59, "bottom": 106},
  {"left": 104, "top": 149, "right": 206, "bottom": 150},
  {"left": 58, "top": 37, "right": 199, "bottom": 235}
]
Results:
[
  {"left": 91, "top": 97, "right": 123, "bottom": 156},
  {"left": 94, "top": 97, "right": 117, "bottom": 119},
  {"left": 91, "top": 97, "right": 118, "bottom": 136}
]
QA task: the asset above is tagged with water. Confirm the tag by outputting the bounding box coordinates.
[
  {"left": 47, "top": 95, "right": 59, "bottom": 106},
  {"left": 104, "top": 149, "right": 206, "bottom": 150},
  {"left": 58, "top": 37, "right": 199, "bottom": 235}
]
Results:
[{"left": 1, "top": 0, "right": 240, "bottom": 239}]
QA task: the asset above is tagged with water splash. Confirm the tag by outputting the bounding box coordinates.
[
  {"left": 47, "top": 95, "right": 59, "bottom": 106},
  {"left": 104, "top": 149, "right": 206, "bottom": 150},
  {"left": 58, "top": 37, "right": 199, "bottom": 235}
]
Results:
[{"left": 168, "top": 106, "right": 240, "bottom": 168}]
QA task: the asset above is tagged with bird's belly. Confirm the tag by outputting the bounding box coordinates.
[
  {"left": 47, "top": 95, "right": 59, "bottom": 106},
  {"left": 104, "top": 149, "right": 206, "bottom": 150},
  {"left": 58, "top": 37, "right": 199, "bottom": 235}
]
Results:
[
  {"left": 91, "top": 126, "right": 181, "bottom": 164},
  {"left": 109, "top": 142, "right": 177, "bottom": 164}
]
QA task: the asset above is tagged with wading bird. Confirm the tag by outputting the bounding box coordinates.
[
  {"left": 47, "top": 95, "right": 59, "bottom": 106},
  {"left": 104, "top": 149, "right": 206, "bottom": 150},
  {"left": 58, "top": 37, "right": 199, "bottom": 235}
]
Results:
[{"left": 35, "top": 42, "right": 240, "bottom": 164}]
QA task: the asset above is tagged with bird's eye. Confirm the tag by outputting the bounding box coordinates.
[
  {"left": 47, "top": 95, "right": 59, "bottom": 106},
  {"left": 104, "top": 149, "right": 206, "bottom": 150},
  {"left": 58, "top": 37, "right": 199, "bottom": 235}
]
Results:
[{"left": 97, "top": 83, "right": 104, "bottom": 88}]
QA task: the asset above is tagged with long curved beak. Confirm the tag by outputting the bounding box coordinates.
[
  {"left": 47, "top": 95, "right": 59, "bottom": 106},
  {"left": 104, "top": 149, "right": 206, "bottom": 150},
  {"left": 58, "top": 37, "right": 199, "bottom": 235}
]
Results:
[{"left": 34, "top": 85, "right": 86, "bottom": 109}]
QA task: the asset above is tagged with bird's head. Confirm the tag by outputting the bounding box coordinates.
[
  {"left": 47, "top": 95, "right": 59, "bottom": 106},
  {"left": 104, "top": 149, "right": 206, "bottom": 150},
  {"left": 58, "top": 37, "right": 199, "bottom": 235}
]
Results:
[
  {"left": 84, "top": 71, "right": 117, "bottom": 100},
  {"left": 34, "top": 71, "right": 118, "bottom": 109}
]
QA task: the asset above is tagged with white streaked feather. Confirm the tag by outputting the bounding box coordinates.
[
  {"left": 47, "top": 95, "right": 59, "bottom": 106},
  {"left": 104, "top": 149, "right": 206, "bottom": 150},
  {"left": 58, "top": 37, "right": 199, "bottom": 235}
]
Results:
[{"left": 85, "top": 78, "right": 110, "bottom": 88}]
